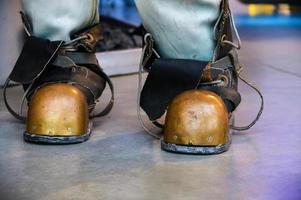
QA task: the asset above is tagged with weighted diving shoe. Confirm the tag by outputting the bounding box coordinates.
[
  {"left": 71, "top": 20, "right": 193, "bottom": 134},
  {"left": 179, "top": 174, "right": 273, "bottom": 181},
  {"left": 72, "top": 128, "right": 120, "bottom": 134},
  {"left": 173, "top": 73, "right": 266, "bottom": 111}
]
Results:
[
  {"left": 135, "top": 0, "right": 264, "bottom": 154},
  {"left": 3, "top": 0, "right": 114, "bottom": 144}
]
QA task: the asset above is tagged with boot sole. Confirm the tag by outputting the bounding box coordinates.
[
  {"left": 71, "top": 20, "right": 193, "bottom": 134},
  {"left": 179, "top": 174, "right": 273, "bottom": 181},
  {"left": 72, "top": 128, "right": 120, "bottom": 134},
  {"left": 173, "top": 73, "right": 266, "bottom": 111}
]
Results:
[
  {"left": 23, "top": 122, "right": 92, "bottom": 144},
  {"left": 161, "top": 139, "right": 231, "bottom": 155}
]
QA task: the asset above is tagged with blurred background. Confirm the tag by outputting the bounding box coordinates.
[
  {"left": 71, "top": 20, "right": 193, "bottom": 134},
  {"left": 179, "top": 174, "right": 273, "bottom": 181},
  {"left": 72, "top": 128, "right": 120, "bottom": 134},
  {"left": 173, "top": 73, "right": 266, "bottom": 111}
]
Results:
[{"left": 99, "top": 0, "right": 301, "bottom": 25}]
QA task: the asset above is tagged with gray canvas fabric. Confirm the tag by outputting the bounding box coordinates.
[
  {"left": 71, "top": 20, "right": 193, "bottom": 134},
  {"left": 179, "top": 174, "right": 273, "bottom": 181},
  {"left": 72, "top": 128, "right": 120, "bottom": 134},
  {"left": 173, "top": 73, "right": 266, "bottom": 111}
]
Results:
[
  {"left": 22, "top": 0, "right": 99, "bottom": 41},
  {"left": 134, "top": 0, "right": 222, "bottom": 61}
]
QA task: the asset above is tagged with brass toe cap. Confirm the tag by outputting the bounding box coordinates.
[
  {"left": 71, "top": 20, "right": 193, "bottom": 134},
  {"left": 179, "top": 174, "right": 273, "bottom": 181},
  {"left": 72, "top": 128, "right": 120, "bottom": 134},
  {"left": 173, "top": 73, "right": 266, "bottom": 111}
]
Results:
[
  {"left": 164, "top": 90, "right": 229, "bottom": 146},
  {"left": 26, "top": 83, "right": 89, "bottom": 136}
]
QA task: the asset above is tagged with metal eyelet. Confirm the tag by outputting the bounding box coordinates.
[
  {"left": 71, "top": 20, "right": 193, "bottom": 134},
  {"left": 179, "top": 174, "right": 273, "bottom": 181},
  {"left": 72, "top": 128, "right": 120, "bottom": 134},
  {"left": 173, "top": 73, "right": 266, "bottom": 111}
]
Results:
[
  {"left": 85, "top": 33, "right": 94, "bottom": 43},
  {"left": 218, "top": 74, "right": 229, "bottom": 87},
  {"left": 221, "top": 34, "right": 227, "bottom": 47}
]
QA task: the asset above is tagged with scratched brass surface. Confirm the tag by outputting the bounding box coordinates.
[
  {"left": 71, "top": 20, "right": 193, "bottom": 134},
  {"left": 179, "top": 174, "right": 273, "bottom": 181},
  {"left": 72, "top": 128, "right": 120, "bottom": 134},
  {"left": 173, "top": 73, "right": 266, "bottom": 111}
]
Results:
[
  {"left": 26, "top": 83, "right": 89, "bottom": 136},
  {"left": 164, "top": 90, "right": 229, "bottom": 146}
]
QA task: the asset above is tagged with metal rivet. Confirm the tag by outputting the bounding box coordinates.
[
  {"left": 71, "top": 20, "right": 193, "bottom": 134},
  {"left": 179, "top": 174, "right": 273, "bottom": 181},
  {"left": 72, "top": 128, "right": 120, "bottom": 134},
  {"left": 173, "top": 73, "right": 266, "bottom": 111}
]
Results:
[
  {"left": 173, "top": 135, "right": 178, "bottom": 140},
  {"left": 208, "top": 136, "right": 214, "bottom": 143}
]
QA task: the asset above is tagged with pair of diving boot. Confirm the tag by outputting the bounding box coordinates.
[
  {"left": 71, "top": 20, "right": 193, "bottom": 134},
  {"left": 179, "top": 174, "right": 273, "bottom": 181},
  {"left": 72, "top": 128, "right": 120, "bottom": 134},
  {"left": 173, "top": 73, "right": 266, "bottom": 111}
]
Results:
[{"left": 4, "top": 0, "right": 263, "bottom": 155}]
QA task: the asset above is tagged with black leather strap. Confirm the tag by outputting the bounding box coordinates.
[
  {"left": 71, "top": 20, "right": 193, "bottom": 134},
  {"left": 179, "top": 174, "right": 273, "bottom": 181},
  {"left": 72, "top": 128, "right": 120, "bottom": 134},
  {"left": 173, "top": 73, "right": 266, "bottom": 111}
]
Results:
[
  {"left": 90, "top": 70, "right": 114, "bottom": 118},
  {"left": 9, "top": 37, "right": 63, "bottom": 84},
  {"left": 65, "top": 52, "right": 99, "bottom": 66}
]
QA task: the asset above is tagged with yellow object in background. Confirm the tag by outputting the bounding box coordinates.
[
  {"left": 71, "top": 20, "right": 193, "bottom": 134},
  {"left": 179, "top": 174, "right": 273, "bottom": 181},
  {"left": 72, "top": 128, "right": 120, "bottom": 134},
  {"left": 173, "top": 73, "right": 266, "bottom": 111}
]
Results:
[{"left": 248, "top": 4, "right": 276, "bottom": 16}]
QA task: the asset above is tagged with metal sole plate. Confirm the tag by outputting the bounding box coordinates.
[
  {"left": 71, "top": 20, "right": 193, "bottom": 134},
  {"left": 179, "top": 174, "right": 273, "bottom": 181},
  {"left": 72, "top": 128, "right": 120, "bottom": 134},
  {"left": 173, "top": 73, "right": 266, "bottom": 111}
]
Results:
[
  {"left": 161, "top": 139, "right": 231, "bottom": 155},
  {"left": 23, "top": 122, "right": 92, "bottom": 144},
  {"left": 161, "top": 118, "right": 233, "bottom": 155}
]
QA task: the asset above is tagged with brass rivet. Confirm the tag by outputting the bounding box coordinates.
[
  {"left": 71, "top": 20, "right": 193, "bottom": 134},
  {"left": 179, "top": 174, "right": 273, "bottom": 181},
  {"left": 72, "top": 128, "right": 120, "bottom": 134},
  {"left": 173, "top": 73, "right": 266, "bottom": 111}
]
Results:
[
  {"left": 208, "top": 136, "right": 213, "bottom": 143},
  {"left": 173, "top": 135, "right": 178, "bottom": 140}
]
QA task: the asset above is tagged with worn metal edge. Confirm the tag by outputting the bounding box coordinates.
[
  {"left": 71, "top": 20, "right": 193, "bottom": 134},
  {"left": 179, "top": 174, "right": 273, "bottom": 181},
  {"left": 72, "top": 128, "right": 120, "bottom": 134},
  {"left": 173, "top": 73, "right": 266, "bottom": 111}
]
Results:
[{"left": 23, "top": 122, "right": 93, "bottom": 144}]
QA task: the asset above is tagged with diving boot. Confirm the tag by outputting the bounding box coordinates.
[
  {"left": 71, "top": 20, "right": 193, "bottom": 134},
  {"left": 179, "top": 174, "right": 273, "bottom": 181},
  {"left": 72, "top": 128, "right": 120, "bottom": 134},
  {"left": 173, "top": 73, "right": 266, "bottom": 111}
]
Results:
[
  {"left": 135, "top": 0, "right": 263, "bottom": 154},
  {"left": 3, "top": 0, "right": 114, "bottom": 144}
]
